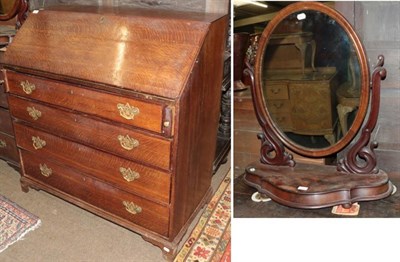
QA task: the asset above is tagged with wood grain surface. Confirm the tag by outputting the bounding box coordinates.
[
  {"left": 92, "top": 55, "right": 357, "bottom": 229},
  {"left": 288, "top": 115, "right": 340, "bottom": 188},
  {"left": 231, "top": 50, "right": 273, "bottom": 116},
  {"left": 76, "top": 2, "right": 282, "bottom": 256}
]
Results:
[
  {"left": 6, "top": 70, "right": 165, "bottom": 133},
  {"left": 14, "top": 122, "right": 172, "bottom": 205},
  {"left": 22, "top": 149, "right": 170, "bottom": 236},
  {"left": 3, "top": 7, "right": 223, "bottom": 99},
  {"left": 9, "top": 95, "right": 172, "bottom": 170}
]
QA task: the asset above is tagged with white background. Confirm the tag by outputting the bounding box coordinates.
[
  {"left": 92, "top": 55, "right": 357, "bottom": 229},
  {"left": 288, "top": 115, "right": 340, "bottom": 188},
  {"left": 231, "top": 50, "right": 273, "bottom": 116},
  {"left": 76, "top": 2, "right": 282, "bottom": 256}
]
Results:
[{"left": 232, "top": 218, "right": 400, "bottom": 261}]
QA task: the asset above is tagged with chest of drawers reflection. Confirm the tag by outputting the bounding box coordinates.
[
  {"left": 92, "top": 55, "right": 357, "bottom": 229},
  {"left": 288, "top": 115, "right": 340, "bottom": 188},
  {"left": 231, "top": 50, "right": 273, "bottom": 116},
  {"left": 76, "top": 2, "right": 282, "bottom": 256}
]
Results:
[{"left": 264, "top": 68, "right": 338, "bottom": 145}]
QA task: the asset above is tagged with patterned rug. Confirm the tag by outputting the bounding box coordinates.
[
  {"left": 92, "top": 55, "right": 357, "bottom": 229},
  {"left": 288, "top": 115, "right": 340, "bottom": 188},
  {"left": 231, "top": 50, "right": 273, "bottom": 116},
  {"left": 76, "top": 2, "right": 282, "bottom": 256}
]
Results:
[
  {"left": 174, "top": 172, "right": 231, "bottom": 262},
  {"left": 0, "top": 195, "right": 41, "bottom": 253}
]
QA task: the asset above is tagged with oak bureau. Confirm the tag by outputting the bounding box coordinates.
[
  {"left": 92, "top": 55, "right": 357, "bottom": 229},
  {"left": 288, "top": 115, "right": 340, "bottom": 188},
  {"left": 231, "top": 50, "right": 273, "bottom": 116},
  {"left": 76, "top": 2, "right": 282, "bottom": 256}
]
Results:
[{"left": 2, "top": 6, "right": 227, "bottom": 258}]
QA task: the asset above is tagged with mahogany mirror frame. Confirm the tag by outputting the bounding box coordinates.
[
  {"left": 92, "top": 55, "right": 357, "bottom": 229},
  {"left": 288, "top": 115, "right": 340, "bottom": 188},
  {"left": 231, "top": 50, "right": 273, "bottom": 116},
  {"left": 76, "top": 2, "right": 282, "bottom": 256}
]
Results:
[
  {"left": 253, "top": 1, "right": 370, "bottom": 158},
  {"left": 0, "top": 0, "right": 28, "bottom": 28},
  {"left": 243, "top": 1, "right": 393, "bottom": 209}
]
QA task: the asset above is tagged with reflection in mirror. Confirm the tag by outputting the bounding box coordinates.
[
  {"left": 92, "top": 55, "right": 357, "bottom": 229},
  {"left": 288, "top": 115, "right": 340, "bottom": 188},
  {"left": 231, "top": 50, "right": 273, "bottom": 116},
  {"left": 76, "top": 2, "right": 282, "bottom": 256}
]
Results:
[
  {"left": 262, "top": 10, "right": 361, "bottom": 149},
  {"left": 0, "top": 0, "right": 16, "bottom": 15}
]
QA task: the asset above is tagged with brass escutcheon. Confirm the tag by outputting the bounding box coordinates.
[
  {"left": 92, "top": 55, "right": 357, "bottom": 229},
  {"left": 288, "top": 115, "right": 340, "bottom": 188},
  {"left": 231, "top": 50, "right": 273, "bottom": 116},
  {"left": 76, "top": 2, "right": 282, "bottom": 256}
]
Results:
[
  {"left": 119, "top": 167, "right": 140, "bottom": 182},
  {"left": 271, "top": 87, "right": 281, "bottom": 94},
  {"left": 273, "top": 102, "right": 283, "bottom": 109},
  {"left": 118, "top": 135, "right": 139, "bottom": 150},
  {"left": 117, "top": 103, "right": 140, "bottom": 120},
  {"left": 32, "top": 136, "right": 46, "bottom": 150},
  {"left": 122, "top": 201, "right": 142, "bottom": 215},
  {"left": 0, "top": 139, "right": 6, "bottom": 148},
  {"left": 27, "top": 106, "right": 42, "bottom": 120},
  {"left": 20, "top": 80, "right": 36, "bottom": 95},
  {"left": 39, "top": 164, "right": 52, "bottom": 177}
]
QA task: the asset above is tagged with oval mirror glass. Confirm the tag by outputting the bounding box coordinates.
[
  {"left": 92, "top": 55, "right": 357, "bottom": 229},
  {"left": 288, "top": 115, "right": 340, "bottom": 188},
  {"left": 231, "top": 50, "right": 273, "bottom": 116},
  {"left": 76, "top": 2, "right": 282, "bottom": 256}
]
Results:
[
  {"left": 259, "top": 5, "right": 368, "bottom": 156},
  {"left": 0, "top": 0, "right": 17, "bottom": 15}
]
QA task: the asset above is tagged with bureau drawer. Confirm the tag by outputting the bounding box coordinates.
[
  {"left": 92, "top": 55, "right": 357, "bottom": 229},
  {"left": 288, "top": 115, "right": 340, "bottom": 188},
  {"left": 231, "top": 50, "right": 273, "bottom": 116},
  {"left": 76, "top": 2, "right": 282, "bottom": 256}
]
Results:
[
  {"left": 266, "top": 99, "right": 291, "bottom": 113},
  {"left": 0, "top": 131, "right": 19, "bottom": 163},
  {"left": 9, "top": 96, "right": 171, "bottom": 170},
  {"left": 270, "top": 112, "right": 292, "bottom": 130},
  {"left": 264, "top": 83, "right": 288, "bottom": 100},
  {"left": 0, "top": 108, "right": 13, "bottom": 135},
  {"left": 6, "top": 71, "right": 166, "bottom": 134},
  {"left": 14, "top": 123, "right": 171, "bottom": 204},
  {"left": 0, "top": 82, "right": 8, "bottom": 108},
  {"left": 21, "top": 150, "right": 169, "bottom": 236}
]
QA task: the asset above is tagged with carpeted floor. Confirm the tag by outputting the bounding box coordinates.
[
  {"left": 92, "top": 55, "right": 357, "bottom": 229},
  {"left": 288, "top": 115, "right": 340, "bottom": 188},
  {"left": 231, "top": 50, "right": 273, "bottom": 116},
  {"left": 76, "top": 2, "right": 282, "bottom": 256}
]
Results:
[
  {"left": 175, "top": 172, "right": 231, "bottom": 262},
  {"left": 0, "top": 155, "right": 231, "bottom": 262},
  {"left": 0, "top": 195, "right": 41, "bottom": 253}
]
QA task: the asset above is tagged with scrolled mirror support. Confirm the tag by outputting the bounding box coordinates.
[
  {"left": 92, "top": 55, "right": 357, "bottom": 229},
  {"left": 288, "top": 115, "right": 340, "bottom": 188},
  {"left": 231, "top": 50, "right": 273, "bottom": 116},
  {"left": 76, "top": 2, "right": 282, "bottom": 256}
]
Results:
[
  {"left": 16, "top": 0, "right": 29, "bottom": 29},
  {"left": 258, "top": 132, "right": 295, "bottom": 167},
  {"left": 243, "top": 62, "right": 295, "bottom": 167},
  {"left": 337, "top": 55, "right": 386, "bottom": 174}
]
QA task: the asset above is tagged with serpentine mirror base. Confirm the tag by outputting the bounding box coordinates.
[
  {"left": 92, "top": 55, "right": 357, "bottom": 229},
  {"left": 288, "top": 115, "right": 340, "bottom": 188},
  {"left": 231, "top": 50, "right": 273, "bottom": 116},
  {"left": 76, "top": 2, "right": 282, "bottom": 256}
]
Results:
[
  {"left": 242, "top": 1, "right": 394, "bottom": 210},
  {"left": 243, "top": 162, "right": 393, "bottom": 209}
]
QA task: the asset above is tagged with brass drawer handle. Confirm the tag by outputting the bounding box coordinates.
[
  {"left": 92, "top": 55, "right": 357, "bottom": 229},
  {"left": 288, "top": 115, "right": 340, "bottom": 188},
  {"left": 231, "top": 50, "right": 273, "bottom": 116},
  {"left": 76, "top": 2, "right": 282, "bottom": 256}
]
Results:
[
  {"left": 271, "top": 87, "right": 281, "bottom": 94},
  {"left": 118, "top": 135, "right": 139, "bottom": 150},
  {"left": 117, "top": 103, "right": 139, "bottom": 120},
  {"left": 276, "top": 116, "right": 286, "bottom": 122},
  {"left": 27, "top": 106, "right": 42, "bottom": 120},
  {"left": 272, "top": 102, "right": 283, "bottom": 109},
  {"left": 0, "top": 139, "right": 6, "bottom": 148},
  {"left": 20, "top": 80, "right": 36, "bottom": 95},
  {"left": 122, "top": 201, "right": 142, "bottom": 215},
  {"left": 32, "top": 136, "right": 46, "bottom": 150},
  {"left": 39, "top": 164, "right": 52, "bottom": 177},
  {"left": 119, "top": 167, "right": 140, "bottom": 182}
]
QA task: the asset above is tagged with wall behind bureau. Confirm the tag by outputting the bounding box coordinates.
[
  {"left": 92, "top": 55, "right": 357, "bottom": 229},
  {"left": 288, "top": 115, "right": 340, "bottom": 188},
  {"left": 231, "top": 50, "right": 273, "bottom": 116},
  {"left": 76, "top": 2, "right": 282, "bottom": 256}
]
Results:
[{"left": 28, "top": 0, "right": 229, "bottom": 13}]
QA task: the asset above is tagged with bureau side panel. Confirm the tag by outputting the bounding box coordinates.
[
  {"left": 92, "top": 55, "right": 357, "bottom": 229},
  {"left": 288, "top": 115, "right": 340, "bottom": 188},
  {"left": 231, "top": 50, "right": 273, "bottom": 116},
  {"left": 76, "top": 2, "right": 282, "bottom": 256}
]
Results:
[{"left": 169, "top": 16, "right": 228, "bottom": 239}]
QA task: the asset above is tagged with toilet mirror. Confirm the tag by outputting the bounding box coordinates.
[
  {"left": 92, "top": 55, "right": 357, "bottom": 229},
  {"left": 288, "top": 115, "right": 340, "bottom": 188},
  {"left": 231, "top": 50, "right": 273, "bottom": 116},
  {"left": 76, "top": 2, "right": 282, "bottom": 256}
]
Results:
[
  {"left": 243, "top": 1, "right": 392, "bottom": 210},
  {"left": 254, "top": 2, "right": 370, "bottom": 157}
]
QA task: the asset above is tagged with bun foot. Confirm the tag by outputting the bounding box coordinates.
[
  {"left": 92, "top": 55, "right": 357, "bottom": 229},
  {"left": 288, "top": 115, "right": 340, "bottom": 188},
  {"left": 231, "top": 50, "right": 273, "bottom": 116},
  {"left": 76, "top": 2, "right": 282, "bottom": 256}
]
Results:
[{"left": 21, "top": 180, "right": 30, "bottom": 192}]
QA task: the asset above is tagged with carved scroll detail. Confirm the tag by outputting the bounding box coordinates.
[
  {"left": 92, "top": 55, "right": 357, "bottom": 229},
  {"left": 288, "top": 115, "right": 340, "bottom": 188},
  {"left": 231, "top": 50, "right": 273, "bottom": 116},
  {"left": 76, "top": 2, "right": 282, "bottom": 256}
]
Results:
[
  {"left": 258, "top": 132, "right": 295, "bottom": 167},
  {"left": 337, "top": 55, "right": 386, "bottom": 174},
  {"left": 243, "top": 62, "right": 295, "bottom": 167},
  {"left": 16, "top": 0, "right": 29, "bottom": 29}
]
